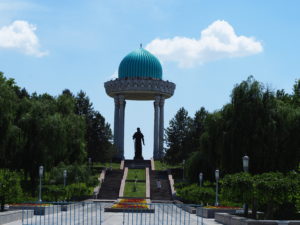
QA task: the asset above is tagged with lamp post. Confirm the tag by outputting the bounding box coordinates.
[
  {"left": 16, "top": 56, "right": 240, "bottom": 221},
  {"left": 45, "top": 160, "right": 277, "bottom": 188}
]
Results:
[
  {"left": 243, "top": 155, "right": 249, "bottom": 173},
  {"left": 63, "top": 170, "right": 67, "bottom": 187},
  {"left": 242, "top": 155, "right": 249, "bottom": 216},
  {"left": 38, "top": 166, "right": 44, "bottom": 202},
  {"left": 88, "top": 157, "right": 92, "bottom": 170},
  {"left": 199, "top": 172, "right": 203, "bottom": 187},
  {"left": 182, "top": 160, "right": 185, "bottom": 181},
  {"left": 215, "top": 169, "right": 219, "bottom": 206}
]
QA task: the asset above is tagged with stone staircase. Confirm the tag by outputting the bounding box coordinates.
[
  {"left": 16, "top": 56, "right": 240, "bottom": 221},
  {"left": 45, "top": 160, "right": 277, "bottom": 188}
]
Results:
[
  {"left": 97, "top": 169, "right": 123, "bottom": 199},
  {"left": 150, "top": 170, "right": 173, "bottom": 200}
]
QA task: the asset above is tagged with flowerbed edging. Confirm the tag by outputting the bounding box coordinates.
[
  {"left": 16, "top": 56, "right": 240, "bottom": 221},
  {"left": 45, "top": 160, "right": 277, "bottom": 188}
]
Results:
[
  {"left": 196, "top": 207, "right": 242, "bottom": 218},
  {"left": 215, "top": 212, "right": 300, "bottom": 225}
]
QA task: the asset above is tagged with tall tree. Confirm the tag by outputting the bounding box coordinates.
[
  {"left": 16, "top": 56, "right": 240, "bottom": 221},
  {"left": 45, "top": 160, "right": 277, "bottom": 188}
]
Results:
[
  {"left": 164, "top": 107, "right": 192, "bottom": 164},
  {"left": 75, "top": 91, "right": 113, "bottom": 162}
]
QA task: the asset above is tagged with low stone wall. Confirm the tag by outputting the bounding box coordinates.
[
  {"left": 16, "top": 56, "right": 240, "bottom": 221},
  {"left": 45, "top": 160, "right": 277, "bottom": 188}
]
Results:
[
  {"left": 215, "top": 212, "right": 300, "bottom": 225},
  {"left": 146, "top": 167, "right": 150, "bottom": 198},
  {"left": 0, "top": 210, "right": 33, "bottom": 225},
  {"left": 150, "top": 158, "right": 155, "bottom": 170},
  {"left": 9, "top": 204, "right": 76, "bottom": 215},
  {"left": 118, "top": 167, "right": 128, "bottom": 198},
  {"left": 181, "top": 205, "right": 196, "bottom": 214},
  {"left": 168, "top": 172, "right": 176, "bottom": 197},
  {"left": 197, "top": 208, "right": 240, "bottom": 218},
  {"left": 94, "top": 169, "right": 106, "bottom": 198}
]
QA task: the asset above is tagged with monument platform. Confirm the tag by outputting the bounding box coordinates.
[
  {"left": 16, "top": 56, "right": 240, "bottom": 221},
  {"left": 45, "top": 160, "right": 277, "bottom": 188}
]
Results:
[{"left": 124, "top": 160, "right": 151, "bottom": 169}]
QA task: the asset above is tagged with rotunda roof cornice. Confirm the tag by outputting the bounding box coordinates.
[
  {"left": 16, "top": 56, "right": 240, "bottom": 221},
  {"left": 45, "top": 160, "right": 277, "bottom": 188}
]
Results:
[{"left": 104, "top": 78, "right": 175, "bottom": 100}]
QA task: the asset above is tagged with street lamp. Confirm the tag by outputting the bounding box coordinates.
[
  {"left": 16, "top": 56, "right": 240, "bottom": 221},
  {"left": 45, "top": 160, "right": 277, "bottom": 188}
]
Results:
[
  {"left": 63, "top": 170, "right": 67, "bottom": 187},
  {"left": 88, "top": 157, "right": 92, "bottom": 170},
  {"left": 199, "top": 172, "right": 203, "bottom": 187},
  {"left": 182, "top": 160, "right": 185, "bottom": 181},
  {"left": 242, "top": 155, "right": 249, "bottom": 172},
  {"left": 242, "top": 155, "right": 250, "bottom": 216},
  {"left": 38, "top": 166, "right": 44, "bottom": 202},
  {"left": 215, "top": 169, "right": 219, "bottom": 206}
]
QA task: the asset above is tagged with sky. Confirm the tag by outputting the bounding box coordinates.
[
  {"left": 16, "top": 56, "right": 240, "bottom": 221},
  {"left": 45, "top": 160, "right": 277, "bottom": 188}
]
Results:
[{"left": 0, "top": 0, "right": 300, "bottom": 160}]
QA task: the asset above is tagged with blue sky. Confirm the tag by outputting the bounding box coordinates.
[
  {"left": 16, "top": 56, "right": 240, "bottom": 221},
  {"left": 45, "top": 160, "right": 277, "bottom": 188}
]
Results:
[{"left": 0, "top": 0, "right": 299, "bottom": 159}]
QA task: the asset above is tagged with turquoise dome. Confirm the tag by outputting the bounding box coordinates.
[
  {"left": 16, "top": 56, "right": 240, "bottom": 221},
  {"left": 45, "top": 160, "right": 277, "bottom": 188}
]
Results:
[{"left": 118, "top": 48, "right": 162, "bottom": 79}]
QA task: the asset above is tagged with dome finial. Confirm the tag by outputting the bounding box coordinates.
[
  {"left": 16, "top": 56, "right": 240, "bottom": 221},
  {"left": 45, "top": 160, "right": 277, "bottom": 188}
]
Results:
[{"left": 140, "top": 43, "right": 142, "bottom": 48}]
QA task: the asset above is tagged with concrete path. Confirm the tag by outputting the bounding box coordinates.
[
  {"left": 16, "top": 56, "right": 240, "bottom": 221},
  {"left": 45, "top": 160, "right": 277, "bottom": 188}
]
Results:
[{"left": 4, "top": 203, "right": 223, "bottom": 225}]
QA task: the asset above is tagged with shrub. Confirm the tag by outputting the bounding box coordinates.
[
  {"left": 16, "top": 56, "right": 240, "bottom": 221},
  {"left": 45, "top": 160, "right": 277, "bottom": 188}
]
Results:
[
  {"left": 221, "top": 172, "right": 253, "bottom": 205},
  {"left": 176, "top": 184, "right": 214, "bottom": 205},
  {"left": 0, "top": 170, "right": 23, "bottom": 211},
  {"left": 65, "top": 183, "right": 92, "bottom": 201},
  {"left": 254, "top": 172, "right": 299, "bottom": 219},
  {"left": 43, "top": 185, "right": 66, "bottom": 202},
  {"left": 220, "top": 172, "right": 300, "bottom": 219}
]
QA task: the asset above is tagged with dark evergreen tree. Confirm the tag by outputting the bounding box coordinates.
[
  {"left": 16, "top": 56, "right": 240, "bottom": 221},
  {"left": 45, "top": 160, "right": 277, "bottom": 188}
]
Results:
[{"left": 164, "top": 107, "right": 192, "bottom": 164}]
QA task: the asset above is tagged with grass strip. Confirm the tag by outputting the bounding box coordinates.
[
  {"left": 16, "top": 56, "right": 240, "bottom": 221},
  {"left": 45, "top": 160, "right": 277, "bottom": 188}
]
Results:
[{"left": 123, "top": 182, "right": 146, "bottom": 198}]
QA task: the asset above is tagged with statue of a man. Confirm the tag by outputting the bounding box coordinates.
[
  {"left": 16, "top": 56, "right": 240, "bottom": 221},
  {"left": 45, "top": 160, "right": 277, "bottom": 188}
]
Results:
[{"left": 133, "top": 127, "right": 145, "bottom": 160}]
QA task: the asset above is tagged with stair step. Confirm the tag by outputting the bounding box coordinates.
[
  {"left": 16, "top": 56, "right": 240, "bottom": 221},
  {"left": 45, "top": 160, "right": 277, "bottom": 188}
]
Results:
[
  {"left": 150, "top": 171, "right": 172, "bottom": 200},
  {"left": 98, "top": 169, "right": 123, "bottom": 200}
]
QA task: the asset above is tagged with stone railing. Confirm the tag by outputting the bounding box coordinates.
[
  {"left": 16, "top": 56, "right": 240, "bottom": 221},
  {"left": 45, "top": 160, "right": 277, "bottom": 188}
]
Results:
[
  {"left": 93, "top": 169, "right": 106, "bottom": 198},
  {"left": 146, "top": 167, "right": 150, "bottom": 198},
  {"left": 118, "top": 167, "right": 128, "bottom": 198}
]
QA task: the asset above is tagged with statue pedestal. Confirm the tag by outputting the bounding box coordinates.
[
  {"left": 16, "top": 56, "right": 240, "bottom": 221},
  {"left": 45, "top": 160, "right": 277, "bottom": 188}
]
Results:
[
  {"left": 134, "top": 156, "right": 144, "bottom": 160},
  {"left": 124, "top": 159, "right": 151, "bottom": 169}
]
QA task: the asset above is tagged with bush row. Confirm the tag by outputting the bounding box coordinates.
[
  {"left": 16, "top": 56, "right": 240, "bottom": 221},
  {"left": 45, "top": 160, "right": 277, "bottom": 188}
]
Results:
[{"left": 175, "top": 172, "right": 300, "bottom": 219}]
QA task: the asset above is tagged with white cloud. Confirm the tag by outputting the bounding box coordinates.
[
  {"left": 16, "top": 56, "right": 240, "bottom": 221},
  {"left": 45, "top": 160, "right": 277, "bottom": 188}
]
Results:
[
  {"left": 0, "top": 20, "right": 48, "bottom": 57},
  {"left": 146, "top": 20, "right": 263, "bottom": 68}
]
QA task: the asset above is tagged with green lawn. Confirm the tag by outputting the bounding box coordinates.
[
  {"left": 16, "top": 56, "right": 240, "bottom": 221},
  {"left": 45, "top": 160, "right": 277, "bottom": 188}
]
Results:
[
  {"left": 123, "top": 182, "right": 146, "bottom": 198},
  {"left": 126, "top": 169, "right": 145, "bottom": 180},
  {"left": 154, "top": 161, "right": 182, "bottom": 170}
]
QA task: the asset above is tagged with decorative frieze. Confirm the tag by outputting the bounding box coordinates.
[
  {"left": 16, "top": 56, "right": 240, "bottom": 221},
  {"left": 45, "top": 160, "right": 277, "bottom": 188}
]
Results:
[{"left": 104, "top": 79, "right": 175, "bottom": 99}]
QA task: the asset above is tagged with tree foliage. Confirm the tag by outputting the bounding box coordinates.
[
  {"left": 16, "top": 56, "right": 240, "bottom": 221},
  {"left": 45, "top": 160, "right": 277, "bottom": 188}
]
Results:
[
  {"left": 0, "top": 72, "right": 113, "bottom": 194},
  {"left": 164, "top": 107, "right": 192, "bottom": 164},
  {"left": 165, "top": 76, "right": 300, "bottom": 178},
  {"left": 221, "top": 172, "right": 300, "bottom": 219}
]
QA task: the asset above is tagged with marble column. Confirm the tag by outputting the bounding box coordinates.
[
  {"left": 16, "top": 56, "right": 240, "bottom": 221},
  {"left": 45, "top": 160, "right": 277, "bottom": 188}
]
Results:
[
  {"left": 153, "top": 96, "right": 160, "bottom": 160},
  {"left": 119, "top": 95, "right": 126, "bottom": 159},
  {"left": 113, "top": 96, "right": 120, "bottom": 150},
  {"left": 159, "top": 97, "right": 165, "bottom": 159}
]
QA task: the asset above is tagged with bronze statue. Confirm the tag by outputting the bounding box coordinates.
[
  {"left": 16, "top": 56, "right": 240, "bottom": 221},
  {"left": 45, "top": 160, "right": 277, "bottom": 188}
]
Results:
[{"left": 133, "top": 127, "right": 145, "bottom": 160}]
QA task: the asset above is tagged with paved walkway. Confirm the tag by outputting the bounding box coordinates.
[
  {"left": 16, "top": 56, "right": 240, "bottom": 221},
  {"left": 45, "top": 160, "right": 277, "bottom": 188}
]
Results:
[{"left": 5, "top": 203, "right": 223, "bottom": 225}]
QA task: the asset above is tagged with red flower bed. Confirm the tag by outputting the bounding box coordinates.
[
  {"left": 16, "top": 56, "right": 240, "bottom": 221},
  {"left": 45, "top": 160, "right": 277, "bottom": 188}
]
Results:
[{"left": 112, "top": 199, "right": 149, "bottom": 209}]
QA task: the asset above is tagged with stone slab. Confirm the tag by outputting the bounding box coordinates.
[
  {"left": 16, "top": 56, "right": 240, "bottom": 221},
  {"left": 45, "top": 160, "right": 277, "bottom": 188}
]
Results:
[
  {"left": 197, "top": 208, "right": 241, "bottom": 218},
  {"left": 215, "top": 212, "right": 300, "bottom": 225}
]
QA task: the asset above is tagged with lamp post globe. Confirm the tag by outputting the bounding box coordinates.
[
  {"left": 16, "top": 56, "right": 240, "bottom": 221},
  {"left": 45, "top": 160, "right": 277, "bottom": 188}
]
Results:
[
  {"left": 242, "top": 155, "right": 249, "bottom": 172},
  {"left": 215, "top": 169, "right": 219, "bottom": 180},
  {"left": 199, "top": 172, "right": 203, "bottom": 187},
  {"left": 39, "top": 166, "right": 44, "bottom": 177}
]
